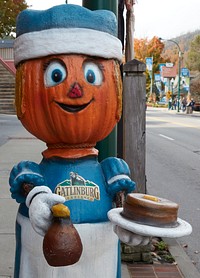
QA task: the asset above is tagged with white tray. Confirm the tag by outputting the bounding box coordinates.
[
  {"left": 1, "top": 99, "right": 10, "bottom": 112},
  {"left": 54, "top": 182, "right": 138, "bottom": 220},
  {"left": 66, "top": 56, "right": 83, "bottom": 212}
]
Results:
[{"left": 108, "top": 208, "right": 192, "bottom": 238}]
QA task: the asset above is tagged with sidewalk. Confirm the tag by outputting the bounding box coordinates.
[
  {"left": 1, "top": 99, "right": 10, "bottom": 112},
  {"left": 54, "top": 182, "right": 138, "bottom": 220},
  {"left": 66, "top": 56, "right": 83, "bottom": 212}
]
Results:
[
  {"left": 0, "top": 126, "right": 200, "bottom": 277},
  {"left": 0, "top": 134, "right": 46, "bottom": 277},
  {"left": 123, "top": 237, "right": 200, "bottom": 277},
  {"left": 151, "top": 106, "right": 200, "bottom": 117}
]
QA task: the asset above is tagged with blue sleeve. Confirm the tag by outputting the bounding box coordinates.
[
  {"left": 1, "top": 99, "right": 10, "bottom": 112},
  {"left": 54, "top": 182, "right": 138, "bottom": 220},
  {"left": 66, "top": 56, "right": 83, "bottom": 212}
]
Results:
[
  {"left": 100, "top": 157, "right": 136, "bottom": 197},
  {"left": 9, "top": 160, "right": 45, "bottom": 203}
]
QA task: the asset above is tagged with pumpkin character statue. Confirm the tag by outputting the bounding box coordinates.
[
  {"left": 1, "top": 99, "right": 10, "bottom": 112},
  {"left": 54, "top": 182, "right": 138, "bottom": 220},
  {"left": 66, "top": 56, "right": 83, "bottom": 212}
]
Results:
[{"left": 9, "top": 4, "right": 148, "bottom": 278}]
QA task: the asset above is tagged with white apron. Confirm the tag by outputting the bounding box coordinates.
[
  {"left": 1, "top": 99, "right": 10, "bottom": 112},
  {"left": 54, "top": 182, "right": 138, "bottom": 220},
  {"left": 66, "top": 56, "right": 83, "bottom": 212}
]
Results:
[{"left": 16, "top": 213, "right": 119, "bottom": 278}]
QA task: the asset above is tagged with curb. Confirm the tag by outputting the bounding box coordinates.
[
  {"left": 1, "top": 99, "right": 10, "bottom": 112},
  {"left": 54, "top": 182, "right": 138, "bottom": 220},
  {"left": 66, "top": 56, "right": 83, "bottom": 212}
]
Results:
[{"left": 163, "top": 238, "right": 200, "bottom": 278}]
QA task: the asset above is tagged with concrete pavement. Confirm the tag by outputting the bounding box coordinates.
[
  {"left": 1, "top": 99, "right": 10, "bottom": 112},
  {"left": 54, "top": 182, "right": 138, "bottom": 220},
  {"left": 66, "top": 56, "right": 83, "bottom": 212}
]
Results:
[
  {"left": 0, "top": 132, "right": 46, "bottom": 277},
  {"left": 0, "top": 114, "right": 200, "bottom": 277}
]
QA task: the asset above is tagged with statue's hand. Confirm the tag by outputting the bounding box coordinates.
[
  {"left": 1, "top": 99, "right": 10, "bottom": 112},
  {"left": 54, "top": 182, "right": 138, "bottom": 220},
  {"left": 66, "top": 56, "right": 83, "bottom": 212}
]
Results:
[
  {"left": 26, "top": 186, "right": 65, "bottom": 236},
  {"left": 107, "top": 178, "right": 135, "bottom": 197},
  {"left": 9, "top": 161, "right": 45, "bottom": 203},
  {"left": 114, "top": 225, "right": 150, "bottom": 246}
]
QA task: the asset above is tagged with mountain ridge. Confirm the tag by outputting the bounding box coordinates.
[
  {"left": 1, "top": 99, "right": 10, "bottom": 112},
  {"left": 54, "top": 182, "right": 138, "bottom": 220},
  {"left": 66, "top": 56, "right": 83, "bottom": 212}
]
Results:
[{"left": 165, "top": 29, "right": 200, "bottom": 52}]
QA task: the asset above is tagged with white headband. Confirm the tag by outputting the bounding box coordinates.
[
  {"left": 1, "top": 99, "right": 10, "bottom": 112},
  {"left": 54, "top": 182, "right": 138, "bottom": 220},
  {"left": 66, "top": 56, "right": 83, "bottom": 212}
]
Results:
[{"left": 14, "top": 28, "right": 122, "bottom": 66}]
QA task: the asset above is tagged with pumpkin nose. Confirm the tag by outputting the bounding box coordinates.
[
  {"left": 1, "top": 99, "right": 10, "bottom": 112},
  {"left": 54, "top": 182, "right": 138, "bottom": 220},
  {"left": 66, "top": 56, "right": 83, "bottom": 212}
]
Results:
[{"left": 68, "top": 83, "right": 83, "bottom": 98}]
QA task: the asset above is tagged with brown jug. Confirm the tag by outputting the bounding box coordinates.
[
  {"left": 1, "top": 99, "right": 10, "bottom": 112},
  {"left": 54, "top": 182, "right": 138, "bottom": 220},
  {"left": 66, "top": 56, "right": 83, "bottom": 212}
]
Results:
[{"left": 43, "top": 204, "right": 83, "bottom": 267}]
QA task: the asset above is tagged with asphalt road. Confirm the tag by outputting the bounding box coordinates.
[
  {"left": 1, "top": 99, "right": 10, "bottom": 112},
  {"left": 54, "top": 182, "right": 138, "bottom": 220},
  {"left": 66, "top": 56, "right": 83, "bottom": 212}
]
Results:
[{"left": 146, "top": 107, "right": 200, "bottom": 272}]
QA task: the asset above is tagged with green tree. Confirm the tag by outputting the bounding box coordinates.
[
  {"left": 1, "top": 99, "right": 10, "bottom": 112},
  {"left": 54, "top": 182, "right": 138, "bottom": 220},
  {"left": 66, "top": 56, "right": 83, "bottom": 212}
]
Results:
[
  {"left": 0, "top": 0, "right": 28, "bottom": 38},
  {"left": 186, "top": 35, "right": 200, "bottom": 71}
]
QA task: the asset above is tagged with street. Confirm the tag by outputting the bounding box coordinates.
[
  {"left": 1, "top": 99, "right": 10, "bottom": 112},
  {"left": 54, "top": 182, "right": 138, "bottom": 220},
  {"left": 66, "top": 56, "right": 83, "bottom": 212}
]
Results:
[{"left": 146, "top": 107, "right": 200, "bottom": 272}]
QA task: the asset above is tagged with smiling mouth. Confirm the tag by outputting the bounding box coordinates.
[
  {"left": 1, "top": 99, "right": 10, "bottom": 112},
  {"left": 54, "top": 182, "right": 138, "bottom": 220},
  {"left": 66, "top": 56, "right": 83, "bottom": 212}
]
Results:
[{"left": 56, "top": 99, "right": 93, "bottom": 113}]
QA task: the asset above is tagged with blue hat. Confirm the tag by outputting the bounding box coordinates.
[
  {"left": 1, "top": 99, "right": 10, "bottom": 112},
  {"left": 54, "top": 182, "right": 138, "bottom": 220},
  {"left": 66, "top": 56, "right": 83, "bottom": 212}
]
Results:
[{"left": 14, "top": 4, "right": 122, "bottom": 66}]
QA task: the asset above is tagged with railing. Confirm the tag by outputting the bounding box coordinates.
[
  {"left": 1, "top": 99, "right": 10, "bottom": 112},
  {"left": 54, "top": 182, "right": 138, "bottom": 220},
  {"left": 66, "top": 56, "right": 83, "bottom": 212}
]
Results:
[{"left": 0, "top": 56, "right": 16, "bottom": 75}]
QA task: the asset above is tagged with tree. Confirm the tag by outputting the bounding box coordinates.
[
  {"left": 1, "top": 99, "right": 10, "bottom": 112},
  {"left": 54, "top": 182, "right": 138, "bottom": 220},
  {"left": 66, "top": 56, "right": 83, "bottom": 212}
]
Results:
[
  {"left": 190, "top": 77, "right": 200, "bottom": 97},
  {"left": 134, "top": 36, "right": 167, "bottom": 98},
  {"left": 0, "top": 0, "right": 28, "bottom": 38},
  {"left": 134, "top": 36, "right": 166, "bottom": 73},
  {"left": 161, "top": 47, "right": 178, "bottom": 65},
  {"left": 186, "top": 35, "right": 200, "bottom": 71}
]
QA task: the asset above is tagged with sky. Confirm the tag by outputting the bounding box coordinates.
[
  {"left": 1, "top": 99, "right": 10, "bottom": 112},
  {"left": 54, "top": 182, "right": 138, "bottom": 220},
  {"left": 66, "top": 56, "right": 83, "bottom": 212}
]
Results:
[{"left": 26, "top": 0, "right": 200, "bottom": 40}]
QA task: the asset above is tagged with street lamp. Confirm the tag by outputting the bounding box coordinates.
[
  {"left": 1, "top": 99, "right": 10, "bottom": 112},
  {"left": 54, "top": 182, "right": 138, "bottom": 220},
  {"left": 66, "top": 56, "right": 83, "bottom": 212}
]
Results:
[
  {"left": 170, "top": 78, "right": 174, "bottom": 109},
  {"left": 159, "top": 38, "right": 182, "bottom": 112}
]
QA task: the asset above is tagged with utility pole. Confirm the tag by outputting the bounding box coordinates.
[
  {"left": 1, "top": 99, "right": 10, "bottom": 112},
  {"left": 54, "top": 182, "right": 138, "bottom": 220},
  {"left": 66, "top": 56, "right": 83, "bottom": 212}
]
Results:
[
  {"left": 146, "top": 57, "right": 153, "bottom": 99},
  {"left": 123, "top": 59, "right": 146, "bottom": 193},
  {"left": 82, "top": 0, "right": 117, "bottom": 13},
  {"left": 82, "top": 0, "right": 118, "bottom": 161}
]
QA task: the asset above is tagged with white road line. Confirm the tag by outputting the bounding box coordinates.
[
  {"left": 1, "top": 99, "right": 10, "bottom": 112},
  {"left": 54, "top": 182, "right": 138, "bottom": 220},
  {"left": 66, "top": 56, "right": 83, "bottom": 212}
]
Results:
[{"left": 159, "top": 134, "right": 174, "bottom": 141}]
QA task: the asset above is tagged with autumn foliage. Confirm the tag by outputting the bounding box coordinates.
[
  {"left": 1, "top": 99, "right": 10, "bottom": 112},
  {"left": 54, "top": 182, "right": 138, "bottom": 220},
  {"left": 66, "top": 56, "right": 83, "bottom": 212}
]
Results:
[
  {"left": 134, "top": 36, "right": 167, "bottom": 96},
  {"left": 0, "top": 0, "right": 28, "bottom": 38},
  {"left": 134, "top": 36, "right": 166, "bottom": 73}
]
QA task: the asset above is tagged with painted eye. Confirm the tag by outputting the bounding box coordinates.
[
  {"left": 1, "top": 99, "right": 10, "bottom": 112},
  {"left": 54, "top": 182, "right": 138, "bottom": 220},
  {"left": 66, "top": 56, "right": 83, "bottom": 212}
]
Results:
[
  {"left": 83, "top": 62, "right": 103, "bottom": 85},
  {"left": 44, "top": 61, "right": 67, "bottom": 87}
]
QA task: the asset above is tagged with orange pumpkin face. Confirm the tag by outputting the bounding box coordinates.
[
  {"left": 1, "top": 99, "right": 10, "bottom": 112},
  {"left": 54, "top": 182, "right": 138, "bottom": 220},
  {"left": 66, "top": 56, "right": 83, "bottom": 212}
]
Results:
[{"left": 15, "top": 55, "right": 122, "bottom": 146}]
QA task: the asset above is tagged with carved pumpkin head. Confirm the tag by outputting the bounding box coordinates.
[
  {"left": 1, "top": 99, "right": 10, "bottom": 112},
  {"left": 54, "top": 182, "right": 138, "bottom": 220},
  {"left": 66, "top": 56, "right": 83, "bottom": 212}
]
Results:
[
  {"left": 15, "top": 54, "right": 122, "bottom": 147},
  {"left": 14, "top": 4, "right": 123, "bottom": 157}
]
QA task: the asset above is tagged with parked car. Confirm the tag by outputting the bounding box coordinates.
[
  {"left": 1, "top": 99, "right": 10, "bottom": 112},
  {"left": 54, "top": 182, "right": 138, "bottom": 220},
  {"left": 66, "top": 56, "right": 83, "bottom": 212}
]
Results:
[{"left": 193, "top": 102, "right": 200, "bottom": 111}]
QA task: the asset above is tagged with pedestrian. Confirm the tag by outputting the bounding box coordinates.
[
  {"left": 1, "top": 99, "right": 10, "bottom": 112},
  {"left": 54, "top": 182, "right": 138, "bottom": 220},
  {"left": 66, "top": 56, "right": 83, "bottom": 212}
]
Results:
[
  {"left": 168, "top": 98, "right": 172, "bottom": 110},
  {"left": 190, "top": 98, "right": 195, "bottom": 110},
  {"left": 186, "top": 98, "right": 195, "bottom": 114},
  {"left": 182, "top": 97, "right": 187, "bottom": 112},
  {"left": 173, "top": 98, "right": 177, "bottom": 110}
]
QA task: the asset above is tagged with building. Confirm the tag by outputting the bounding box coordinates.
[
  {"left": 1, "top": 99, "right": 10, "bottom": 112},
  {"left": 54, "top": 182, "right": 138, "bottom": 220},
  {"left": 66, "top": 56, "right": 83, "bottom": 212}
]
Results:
[{"left": 0, "top": 39, "right": 16, "bottom": 114}]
